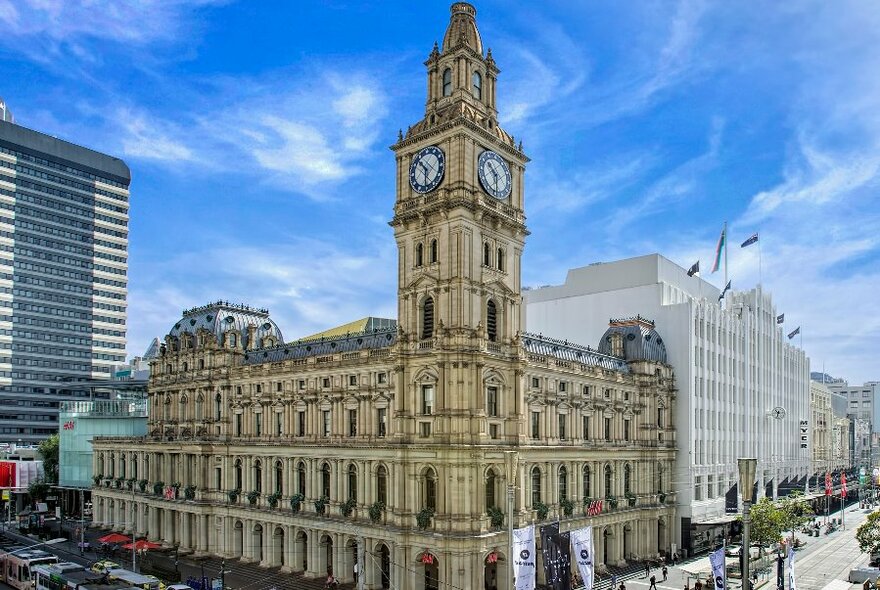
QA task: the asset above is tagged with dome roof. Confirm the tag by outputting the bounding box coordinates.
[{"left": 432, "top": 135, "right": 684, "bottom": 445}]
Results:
[
  {"left": 442, "top": 2, "right": 483, "bottom": 55},
  {"left": 598, "top": 316, "right": 667, "bottom": 363},
  {"left": 168, "top": 301, "right": 284, "bottom": 349}
]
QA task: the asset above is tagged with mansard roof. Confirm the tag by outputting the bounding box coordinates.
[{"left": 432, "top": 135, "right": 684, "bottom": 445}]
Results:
[
  {"left": 242, "top": 326, "right": 398, "bottom": 365},
  {"left": 521, "top": 332, "right": 631, "bottom": 373},
  {"left": 598, "top": 316, "right": 668, "bottom": 363},
  {"left": 169, "top": 301, "right": 284, "bottom": 349}
]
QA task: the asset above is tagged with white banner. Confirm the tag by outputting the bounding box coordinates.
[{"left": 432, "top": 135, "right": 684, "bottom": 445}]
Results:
[
  {"left": 708, "top": 547, "right": 726, "bottom": 590},
  {"left": 788, "top": 547, "right": 797, "bottom": 590},
  {"left": 571, "top": 526, "right": 594, "bottom": 590},
  {"left": 513, "top": 524, "right": 536, "bottom": 590}
]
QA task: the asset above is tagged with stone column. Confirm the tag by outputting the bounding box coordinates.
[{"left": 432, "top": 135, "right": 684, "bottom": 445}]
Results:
[
  {"left": 163, "top": 508, "right": 173, "bottom": 546},
  {"left": 307, "top": 529, "right": 321, "bottom": 577}
]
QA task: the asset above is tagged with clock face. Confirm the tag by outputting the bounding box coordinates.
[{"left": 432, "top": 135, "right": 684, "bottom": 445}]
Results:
[
  {"left": 409, "top": 146, "right": 445, "bottom": 194},
  {"left": 478, "top": 150, "right": 512, "bottom": 199},
  {"left": 771, "top": 407, "right": 786, "bottom": 419}
]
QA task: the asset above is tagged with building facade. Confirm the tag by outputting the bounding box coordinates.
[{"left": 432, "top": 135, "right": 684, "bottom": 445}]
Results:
[
  {"left": 0, "top": 113, "right": 130, "bottom": 443},
  {"left": 828, "top": 381, "right": 880, "bottom": 469},
  {"left": 524, "top": 254, "right": 812, "bottom": 555},
  {"left": 91, "top": 5, "right": 677, "bottom": 589}
]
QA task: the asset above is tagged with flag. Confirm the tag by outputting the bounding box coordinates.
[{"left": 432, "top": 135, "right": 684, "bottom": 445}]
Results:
[
  {"left": 587, "top": 500, "right": 603, "bottom": 516},
  {"left": 825, "top": 472, "right": 832, "bottom": 496},
  {"left": 787, "top": 327, "right": 800, "bottom": 340},
  {"left": 776, "top": 313, "right": 784, "bottom": 324},
  {"left": 512, "top": 525, "right": 536, "bottom": 590},
  {"left": 540, "top": 523, "right": 571, "bottom": 590},
  {"left": 718, "top": 280, "right": 731, "bottom": 302},
  {"left": 787, "top": 546, "right": 797, "bottom": 590},
  {"left": 571, "top": 527, "right": 594, "bottom": 590},
  {"left": 687, "top": 261, "right": 700, "bottom": 277},
  {"left": 711, "top": 225, "right": 726, "bottom": 273},
  {"left": 709, "top": 546, "right": 726, "bottom": 590},
  {"left": 842, "top": 473, "right": 847, "bottom": 498},
  {"left": 164, "top": 486, "right": 174, "bottom": 499},
  {"left": 741, "top": 233, "right": 759, "bottom": 248}
]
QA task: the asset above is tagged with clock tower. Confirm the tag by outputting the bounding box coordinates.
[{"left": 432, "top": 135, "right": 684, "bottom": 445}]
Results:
[{"left": 390, "top": 2, "right": 529, "bottom": 442}]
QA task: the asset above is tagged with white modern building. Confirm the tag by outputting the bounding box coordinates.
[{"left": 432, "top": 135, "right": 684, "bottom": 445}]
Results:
[{"left": 524, "top": 253, "right": 811, "bottom": 555}]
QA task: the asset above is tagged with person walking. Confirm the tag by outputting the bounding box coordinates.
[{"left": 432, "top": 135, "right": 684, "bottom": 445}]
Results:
[
  {"left": 645, "top": 562, "right": 651, "bottom": 578},
  {"left": 649, "top": 574, "right": 658, "bottom": 590},
  {"left": 662, "top": 565, "right": 668, "bottom": 582},
  {"left": 619, "top": 581, "right": 626, "bottom": 590},
  {"left": 612, "top": 573, "right": 618, "bottom": 590}
]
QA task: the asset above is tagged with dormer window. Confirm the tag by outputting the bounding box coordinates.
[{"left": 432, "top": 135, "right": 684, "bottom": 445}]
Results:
[
  {"left": 472, "top": 71, "right": 482, "bottom": 100},
  {"left": 442, "top": 68, "right": 453, "bottom": 97}
]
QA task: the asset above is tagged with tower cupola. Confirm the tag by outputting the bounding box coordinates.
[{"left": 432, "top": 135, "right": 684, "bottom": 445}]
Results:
[{"left": 442, "top": 3, "right": 483, "bottom": 54}]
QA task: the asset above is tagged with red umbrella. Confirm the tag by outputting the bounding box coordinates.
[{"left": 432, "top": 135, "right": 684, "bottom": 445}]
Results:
[
  {"left": 98, "top": 533, "right": 132, "bottom": 544},
  {"left": 121, "top": 540, "right": 163, "bottom": 551}
]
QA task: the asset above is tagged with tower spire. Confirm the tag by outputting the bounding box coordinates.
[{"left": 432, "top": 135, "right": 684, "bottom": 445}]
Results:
[{"left": 442, "top": 3, "right": 482, "bottom": 54}]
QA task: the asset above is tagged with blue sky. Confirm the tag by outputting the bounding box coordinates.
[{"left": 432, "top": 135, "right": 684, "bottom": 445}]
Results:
[{"left": 1, "top": 0, "right": 878, "bottom": 383}]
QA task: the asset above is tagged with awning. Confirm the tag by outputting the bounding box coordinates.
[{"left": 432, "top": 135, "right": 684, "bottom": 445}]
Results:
[{"left": 694, "top": 515, "right": 738, "bottom": 526}]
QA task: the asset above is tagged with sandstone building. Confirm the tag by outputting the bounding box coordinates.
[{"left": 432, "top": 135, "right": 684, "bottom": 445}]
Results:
[{"left": 92, "top": 4, "right": 677, "bottom": 588}]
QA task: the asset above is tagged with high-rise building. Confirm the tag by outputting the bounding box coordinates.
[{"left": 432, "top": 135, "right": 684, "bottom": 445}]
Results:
[
  {"left": 827, "top": 381, "right": 880, "bottom": 468},
  {"left": 0, "top": 109, "right": 130, "bottom": 443},
  {"left": 524, "top": 253, "right": 812, "bottom": 556}
]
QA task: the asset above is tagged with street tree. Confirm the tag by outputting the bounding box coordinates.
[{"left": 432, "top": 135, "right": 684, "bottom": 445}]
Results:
[
  {"left": 857, "top": 511, "right": 880, "bottom": 557},
  {"left": 38, "top": 433, "right": 59, "bottom": 483},
  {"left": 28, "top": 478, "right": 50, "bottom": 502},
  {"left": 779, "top": 491, "right": 814, "bottom": 534},
  {"left": 744, "top": 497, "right": 786, "bottom": 549}
]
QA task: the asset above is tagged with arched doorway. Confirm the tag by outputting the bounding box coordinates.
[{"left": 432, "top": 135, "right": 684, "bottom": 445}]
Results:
[
  {"left": 272, "top": 526, "right": 284, "bottom": 567},
  {"left": 603, "top": 528, "right": 612, "bottom": 565},
  {"left": 295, "top": 531, "right": 308, "bottom": 572},
  {"left": 320, "top": 534, "right": 333, "bottom": 576},
  {"left": 233, "top": 521, "right": 243, "bottom": 558},
  {"left": 377, "top": 544, "right": 391, "bottom": 589},
  {"left": 484, "top": 551, "right": 500, "bottom": 590},
  {"left": 623, "top": 524, "right": 633, "bottom": 561},
  {"left": 420, "top": 552, "right": 439, "bottom": 590},
  {"left": 347, "top": 539, "right": 358, "bottom": 584},
  {"left": 252, "top": 524, "right": 264, "bottom": 562},
  {"left": 658, "top": 517, "right": 667, "bottom": 557}
]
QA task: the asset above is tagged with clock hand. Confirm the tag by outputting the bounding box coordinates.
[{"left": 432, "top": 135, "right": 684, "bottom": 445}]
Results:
[{"left": 419, "top": 162, "right": 431, "bottom": 183}]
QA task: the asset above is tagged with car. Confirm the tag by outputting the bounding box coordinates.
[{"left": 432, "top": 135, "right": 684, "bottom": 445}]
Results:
[
  {"left": 725, "top": 545, "right": 742, "bottom": 557},
  {"left": 166, "top": 585, "right": 196, "bottom": 590},
  {"left": 90, "top": 560, "right": 121, "bottom": 574},
  {"left": 848, "top": 566, "right": 880, "bottom": 583}
]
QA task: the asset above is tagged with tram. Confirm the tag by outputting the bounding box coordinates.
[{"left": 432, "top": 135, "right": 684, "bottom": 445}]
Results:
[{"left": 0, "top": 546, "right": 59, "bottom": 589}]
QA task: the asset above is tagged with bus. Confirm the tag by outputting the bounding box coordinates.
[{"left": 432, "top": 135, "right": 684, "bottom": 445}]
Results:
[
  {"left": 0, "top": 547, "right": 59, "bottom": 590},
  {"left": 34, "top": 562, "right": 148, "bottom": 590},
  {"left": 106, "top": 568, "right": 162, "bottom": 590}
]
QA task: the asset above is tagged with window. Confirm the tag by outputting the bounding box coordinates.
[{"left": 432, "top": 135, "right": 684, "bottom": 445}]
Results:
[
  {"left": 559, "top": 381, "right": 567, "bottom": 393},
  {"left": 487, "top": 386, "right": 498, "bottom": 417},
  {"left": 425, "top": 469, "right": 437, "bottom": 511},
  {"left": 483, "top": 242, "right": 491, "bottom": 266},
  {"left": 348, "top": 464, "right": 358, "bottom": 501},
  {"left": 497, "top": 248, "right": 504, "bottom": 271},
  {"left": 198, "top": 359, "right": 205, "bottom": 370},
  {"left": 485, "top": 469, "right": 497, "bottom": 511},
  {"left": 255, "top": 413, "right": 262, "bottom": 437},
  {"left": 623, "top": 420, "right": 630, "bottom": 441},
  {"left": 377, "top": 408, "right": 387, "bottom": 437},
  {"left": 624, "top": 464, "right": 632, "bottom": 495},
  {"left": 321, "top": 463, "right": 331, "bottom": 499},
  {"left": 229, "top": 333, "right": 237, "bottom": 347},
  {"left": 582, "top": 385, "right": 591, "bottom": 396},
  {"left": 604, "top": 465, "right": 613, "bottom": 498},
  {"left": 472, "top": 71, "right": 482, "bottom": 100},
  {"left": 275, "top": 461, "right": 283, "bottom": 494},
  {"left": 582, "top": 416, "right": 590, "bottom": 440},
  {"left": 298, "top": 380, "right": 306, "bottom": 390},
  {"left": 276, "top": 382, "right": 282, "bottom": 392},
  {"left": 531, "top": 412, "right": 540, "bottom": 439},
  {"left": 276, "top": 412, "right": 283, "bottom": 436},
  {"left": 349, "top": 375, "right": 357, "bottom": 386},
  {"left": 531, "top": 467, "right": 542, "bottom": 506},
  {"left": 255, "top": 384, "right": 262, "bottom": 394},
  {"left": 421, "top": 385, "right": 434, "bottom": 415},
  {"left": 430, "top": 239, "right": 438, "bottom": 263},
  {"left": 297, "top": 461, "right": 306, "bottom": 496},
  {"left": 532, "top": 377, "right": 540, "bottom": 388},
  {"left": 234, "top": 459, "right": 243, "bottom": 491},
  {"left": 378, "top": 373, "right": 387, "bottom": 385},
  {"left": 559, "top": 466, "right": 568, "bottom": 501},
  {"left": 215, "top": 393, "right": 222, "bottom": 420},
  {"left": 487, "top": 300, "right": 497, "bottom": 342},
  {"left": 490, "top": 424, "right": 499, "bottom": 439},
  {"left": 442, "top": 68, "right": 452, "bottom": 96},
  {"left": 235, "top": 413, "right": 242, "bottom": 437},
  {"left": 349, "top": 409, "right": 357, "bottom": 437},
  {"left": 322, "top": 410, "right": 331, "bottom": 437},
  {"left": 254, "top": 460, "right": 262, "bottom": 493},
  {"left": 604, "top": 417, "right": 611, "bottom": 441},
  {"left": 377, "top": 465, "right": 388, "bottom": 505},
  {"left": 322, "top": 377, "right": 331, "bottom": 388},
  {"left": 558, "top": 414, "right": 567, "bottom": 440},
  {"left": 420, "top": 422, "right": 432, "bottom": 437},
  {"left": 215, "top": 467, "right": 222, "bottom": 490},
  {"left": 582, "top": 465, "right": 591, "bottom": 498},
  {"left": 422, "top": 297, "right": 434, "bottom": 339},
  {"left": 416, "top": 243, "right": 424, "bottom": 267},
  {"left": 182, "top": 362, "right": 188, "bottom": 372},
  {"left": 657, "top": 407, "right": 663, "bottom": 428},
  {"left": 297, "top": 411, "right": 306, "bottom": 436}
]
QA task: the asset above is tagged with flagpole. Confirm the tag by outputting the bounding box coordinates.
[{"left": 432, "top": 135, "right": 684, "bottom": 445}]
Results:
[
  {"left": 757, "top": 233, "right": 763, "bottom": 287},
  {"left": 723, "top": 221, "right": 729, "bottom": 291}
]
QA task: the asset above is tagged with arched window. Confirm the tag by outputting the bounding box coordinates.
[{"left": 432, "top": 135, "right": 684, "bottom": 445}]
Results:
[
  {"left": 604, "top": 464, "right": 613, "bottom": 498},
  {"left": 472, "top": 71, "right": 482, "bottom": 100},
  {"left": 416, "top": 243, "right": 424, "bottom": 267},
  {"left": 487, "top": 300, "right": 497, "bottom": 342},
  {"left": 442, "top": 68, "right": 452, "bottom": 96},
  {"left": 254, "top": 460, "right": 262, "bottom": 493},
  {"left": 297, "top": 461, "right": 306, "bottom": 496},
  {"left": 483, "top": 242, "right": 491, "bottom": 266},
  {"left": 430, "top": 239, "right": 438, "bottom": 263},
  {"left": 485, "top": 469, "right": 497, "bottom": 511},
  {"left": 377, "top": 465, "right": 388, "bottom": 505},
  {"left": 531, "top": 466, "right": 542, "bottom": 506},
  {"left": 497, "top": 248, "right": 505, "bottom": 271},
  {"left": 624, "top": 463, "right": 632, "bottom": 496},
  {"left": 195, "top": 395, "right": 203, "bottom": 420},
  {"left": 120, "top": 455, "right": 126, "bottom": 479},
  {"left": 582, "top": 465, "right": 592, "bottom": 498},
  {"left": 132, "top": 455, "right": 138, "bottom": 480},
  {"left": 348, "top": 464, "right": 358, "bottom": 501},
  {"left": 559, "top": 466, "right": 568, "bottom": 502},
  {"left": 109, "top": 454, "right": 115, "bottom": 477},
  {"left": 229, "top": 333, "right": 237, "bottom": 348},
  {"left": 144, "top": 456, "right": 149, "bottom": 480},
  {"left": 321, "top": 463, "right": 331, "bottom": 499},
  {"left": 422, "top": 297, "right": 434, "bottom": 340},
  {"left": 234, "top": 459, "right": 243, "bottom": 491},
  {"left": 424, "top": 468, "right": 437, "bottom": 511},
  {"left": 275, "top": 461, "right": 283, "bottom": 494},
  {"left": 215, "top": 393, "right": 222, "bottom": 420}
]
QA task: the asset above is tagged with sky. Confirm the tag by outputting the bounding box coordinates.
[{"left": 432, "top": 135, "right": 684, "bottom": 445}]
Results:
[{"left": 0, "top": 0, "right": 878, "bottom": 384}]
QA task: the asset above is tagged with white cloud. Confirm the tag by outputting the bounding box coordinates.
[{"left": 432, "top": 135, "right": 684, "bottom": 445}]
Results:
[{"left": 118, "top": 110, "right": 196, "bottom": 163}]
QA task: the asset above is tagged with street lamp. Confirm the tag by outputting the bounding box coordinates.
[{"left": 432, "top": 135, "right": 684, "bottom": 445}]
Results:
[
  {"left": 505, "top": 450, "right": 519, "bottom": 590},
  {"left": 738, "top": 458, "right": 757, "bottom": 590}
]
